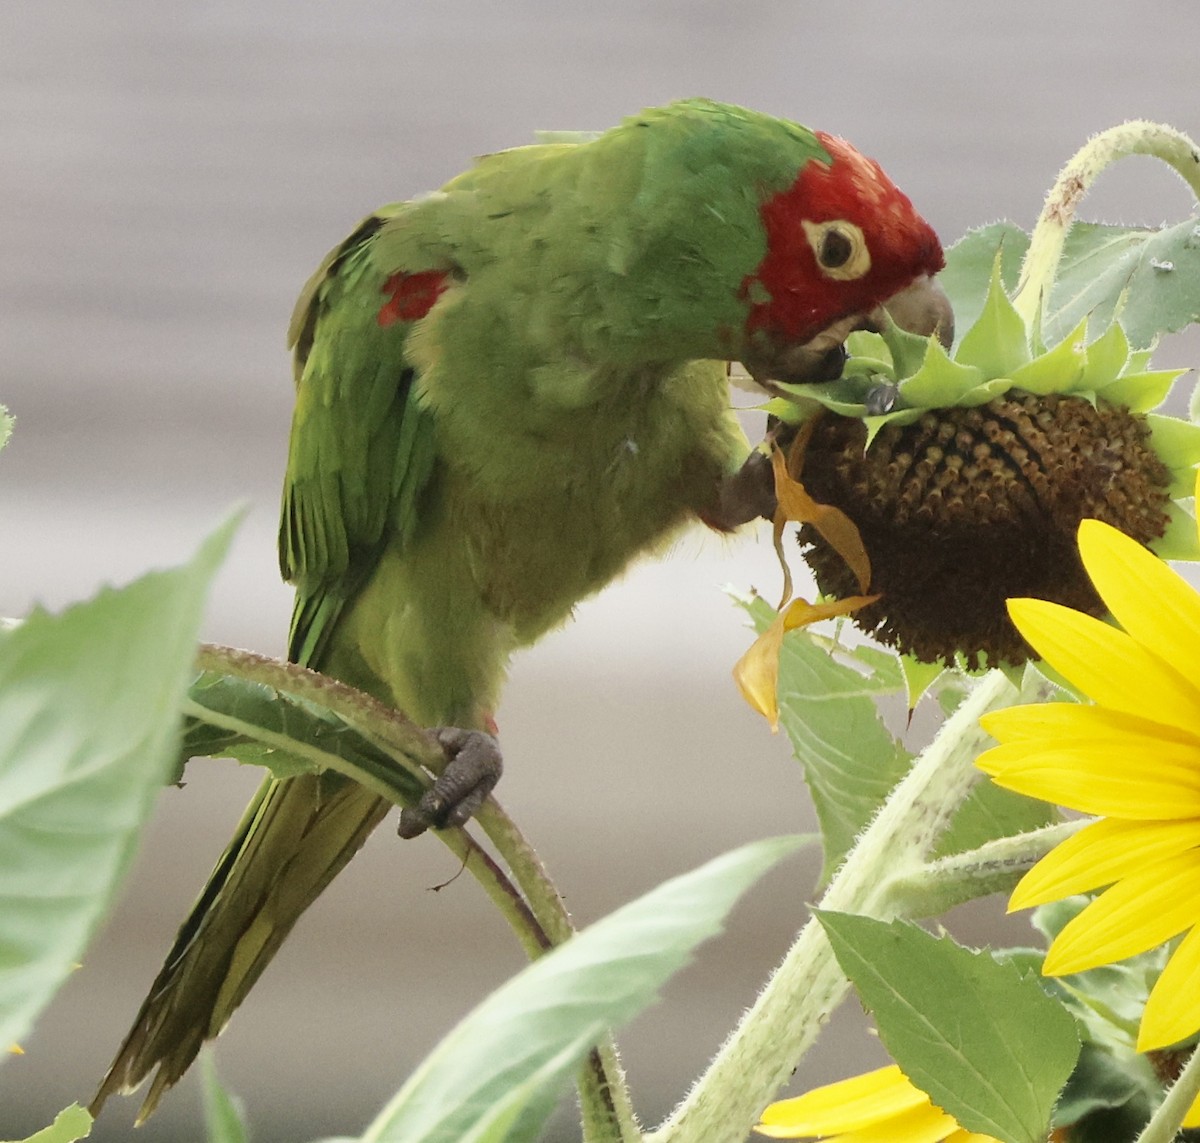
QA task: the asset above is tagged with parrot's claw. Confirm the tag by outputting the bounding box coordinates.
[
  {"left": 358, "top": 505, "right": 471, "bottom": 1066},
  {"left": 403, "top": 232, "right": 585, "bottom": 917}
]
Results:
[{"left": 397, "top": 728, "right": 503, "bottom": 838}]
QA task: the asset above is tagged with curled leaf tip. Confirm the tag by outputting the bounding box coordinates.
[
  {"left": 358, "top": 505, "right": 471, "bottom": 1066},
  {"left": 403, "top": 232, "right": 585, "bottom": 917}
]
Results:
[{"left": 734, "top": 594, "right": 880, "bottom": 728}]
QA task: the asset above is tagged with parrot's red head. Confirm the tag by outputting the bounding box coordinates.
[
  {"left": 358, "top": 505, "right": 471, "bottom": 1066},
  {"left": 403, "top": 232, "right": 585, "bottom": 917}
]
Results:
[{"left": 740, "top": 132, "right": 949, "bottom": 385}]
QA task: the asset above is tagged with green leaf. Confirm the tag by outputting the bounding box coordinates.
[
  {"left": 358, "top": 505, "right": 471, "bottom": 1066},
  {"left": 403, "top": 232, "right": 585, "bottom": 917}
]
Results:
[
  {"left": 1053, "top": 1043, "right": 1157, "bottom": 1132},
  {"left": 1146, "top": 413, "right": 1200, "bottom": 495},
  {"left": 954, "top": 256, "right": 1032, "bottom": 378},
  {"left": 1045, "top": 218, "right": 1200, "bottom": 349},
  {"left": 0, "top": 517, "right": 234, "bottom": 1054},
  {"left": 1152, "top": 501, "right": 1200, "bottom": 561},
  {"left": 182, "top": 662, "right": 429, "bottom": 805},
  {"left": 201, "top": 1050, "right": 250, "bottom": 1143},
  {"left": 0, "top": 1105, "right": 92, "bottom": 1143},
  {"left": 818, "top": 913, "right": 1080, "bottom": 1143},
  {"left": 941, "top": 223, "right": 1029, "bottom": 339},
  {"left": 742, "top": 598, "right": 910, "bottom": 881},
  {"left": 0, "top": 406, "right": 12, "bottom": 455},
  {"left": 1078, "top": 320, "right": 1130, "bottom": 388},
  {"left": 357, "top": 837, "right": 803, "bottom": 1143},
  {"left": 895, "top": 335, "right": 986, "bottom": 407},
  {"left": 1007, "top": 317, "right": 1088, "bottom": 395}
]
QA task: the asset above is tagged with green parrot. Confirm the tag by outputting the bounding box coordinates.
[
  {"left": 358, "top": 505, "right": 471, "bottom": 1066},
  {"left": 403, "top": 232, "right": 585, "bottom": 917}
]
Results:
[{"left": 92, "top": 98, "right": 950, "bottom": 1119}]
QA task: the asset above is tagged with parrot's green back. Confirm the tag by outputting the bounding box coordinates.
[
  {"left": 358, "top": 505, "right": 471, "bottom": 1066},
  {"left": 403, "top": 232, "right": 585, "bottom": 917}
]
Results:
[{"left": 93, "top": 100, "right": 943, "bottom": 1119}]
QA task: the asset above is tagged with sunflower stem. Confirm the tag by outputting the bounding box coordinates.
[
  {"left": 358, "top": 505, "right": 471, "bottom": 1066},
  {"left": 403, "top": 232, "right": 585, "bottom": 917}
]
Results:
[
  {"left": 1013, "top": 121, "right": 1200, "bottom": 327},
  {"left": 649, "top": 669, "right": 1017, "bottom": 1143},
  {"left": 1135, "top": 1045, "right": 1200, "bottom": 1143},
  {"left": 892, "top": 818, "right": 1088, "bottom": 917}
]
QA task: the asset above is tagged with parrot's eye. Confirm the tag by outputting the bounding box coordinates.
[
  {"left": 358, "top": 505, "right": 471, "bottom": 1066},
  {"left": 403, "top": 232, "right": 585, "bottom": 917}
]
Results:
[{"left": 802, "top": 220, "right": 871, "bottom": 281}]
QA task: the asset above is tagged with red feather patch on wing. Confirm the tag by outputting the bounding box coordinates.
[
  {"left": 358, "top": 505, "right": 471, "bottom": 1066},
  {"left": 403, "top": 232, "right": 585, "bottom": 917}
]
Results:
[
  {"left": 743, "top": 132, "right": 943, "bottom": 343},
  {"left": 378, "top": 270, "right": 450, "bottom": 327}
]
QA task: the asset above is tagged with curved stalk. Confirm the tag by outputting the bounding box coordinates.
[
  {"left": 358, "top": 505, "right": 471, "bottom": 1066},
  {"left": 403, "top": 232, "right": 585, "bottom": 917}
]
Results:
[
  {"left": 1014, "top": 121, "right": 1200, "bottom": 325},
  {"left": 191, "top": 643, "right": 639, "bottom": 1141}
]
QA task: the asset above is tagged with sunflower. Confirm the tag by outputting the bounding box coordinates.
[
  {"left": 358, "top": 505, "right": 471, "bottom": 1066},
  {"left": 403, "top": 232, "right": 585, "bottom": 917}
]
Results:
[
  {"left": 760, "top": 263, "right": 1200, "bottom": 670},
  {"left": 977, "top": 490, "right": 1200, "bottom": 1060},
  {"left": 755, "top": 1064, "right": 1001, "bottom": 1142}
]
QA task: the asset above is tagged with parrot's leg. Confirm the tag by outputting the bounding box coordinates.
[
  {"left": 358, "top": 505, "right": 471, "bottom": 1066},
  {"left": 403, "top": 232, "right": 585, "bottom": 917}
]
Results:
[{"left": 397, "top": 727, "right": 504, "bottom": 838}]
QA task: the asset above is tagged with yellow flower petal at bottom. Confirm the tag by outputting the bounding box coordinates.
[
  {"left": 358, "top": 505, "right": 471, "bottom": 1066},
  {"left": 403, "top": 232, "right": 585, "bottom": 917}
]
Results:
[
  {"left": 1077, "top": 519, "right": 1200, "bottom": 676},
  {"left": 758, "top": 1102, "right": 962, "bottom": 1142},
  {"left": 756, "top": 1065, "right": 925, "bottom": 1135},
  {"left": 755, "top": 1066, "right": 1000, "bottom": 1143},
  {"left": 1010, "top": 817, "right": 1200, "bottom": 910},
  {"left": 1186, "top": 1093, "right": 1200, "bottom": 1132},
  {"left": 1006, "top": 598, "right": 1200, "bottom": 735},
  {"left": 1139, "top": 922, "right": 1200, "bottom": 1050},
  {"left": 1043, "top": 850, "right": 1200, "bottom": 975}
]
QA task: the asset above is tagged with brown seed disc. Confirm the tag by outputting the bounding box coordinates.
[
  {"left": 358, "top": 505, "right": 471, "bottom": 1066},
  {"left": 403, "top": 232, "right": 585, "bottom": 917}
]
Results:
[{"left": 796, "top": 392, "right": 1172, "bottom": 667}]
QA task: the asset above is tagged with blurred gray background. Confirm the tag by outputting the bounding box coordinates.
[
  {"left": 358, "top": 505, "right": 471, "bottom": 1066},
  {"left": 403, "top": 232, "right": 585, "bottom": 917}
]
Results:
[{"left": 4, "top": 2, "right": 1200, "bottom": 1140}]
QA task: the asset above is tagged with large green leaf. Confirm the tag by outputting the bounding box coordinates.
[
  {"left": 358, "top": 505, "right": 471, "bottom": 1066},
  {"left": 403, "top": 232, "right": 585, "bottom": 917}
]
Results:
[
  {"left": 942, "top": 219, "right": 1200, "bottom": 352},
  {"left": 819, "top": 913, "right": 1080, "bottom": 1143},
  {"left": 356, "top": 836, "right": 803, "bottom": 1143},
  {"left": 741, "top": 598, "right": 910, "bottom": 881},
  {"left": 1046, "top": 218, "right": 1200, "bottom": 348},
  {"left": 0, "top": 518, "right": 233, "bottom": 1054}
]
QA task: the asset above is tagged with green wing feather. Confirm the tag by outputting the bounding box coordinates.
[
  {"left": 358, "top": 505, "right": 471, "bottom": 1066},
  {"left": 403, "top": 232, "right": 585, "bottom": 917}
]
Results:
[{"left": 281, "top": 208, "right": 438, "bottom": 668}]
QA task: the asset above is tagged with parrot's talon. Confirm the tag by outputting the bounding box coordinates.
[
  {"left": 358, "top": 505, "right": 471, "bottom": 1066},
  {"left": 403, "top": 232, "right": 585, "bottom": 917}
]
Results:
[{"left": 397, "top": 728, "right": 503, "bottom": 839}]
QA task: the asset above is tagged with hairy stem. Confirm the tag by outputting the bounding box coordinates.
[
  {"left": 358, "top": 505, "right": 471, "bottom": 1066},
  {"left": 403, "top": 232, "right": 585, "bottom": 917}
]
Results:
[
  {"left": 1014, "top": 121, "right": 1200, "bottom": 326},
  {"left": 650, "top": 670, "right": 1017, "bottom": 1143},
  {"left": 891, "top": 818, "right": 1088, "bottom": 917},
  {"left": 190, "top": 644, "right": 638, "bottom": 1141},
  {"left": 1136, "top": 1046, "right": 1200, "bottom": 1143}
]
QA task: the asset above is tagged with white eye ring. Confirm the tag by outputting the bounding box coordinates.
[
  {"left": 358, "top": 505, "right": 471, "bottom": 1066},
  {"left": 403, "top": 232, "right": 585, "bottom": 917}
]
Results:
[{"left": 802, "top": 219, "right": 871, "bottom": 281}]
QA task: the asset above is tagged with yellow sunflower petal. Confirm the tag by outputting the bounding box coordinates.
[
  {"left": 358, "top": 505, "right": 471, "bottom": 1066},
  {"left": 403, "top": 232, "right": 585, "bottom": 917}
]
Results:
[
  {"left": 1043, "top": 851, "right": 1200, "bottom": 975},
  {"left": 759, "top": 1102, "right": 959, "bottom": 1142},
  {"left": 757, "top": 1065, "right": 925, "bottom": 1135},
  {"left": 948, "top": 1135, "right": 1004, "bottom": 1143},
  {"left": 1077, "top": 519, "right": 1200, "bottom": 671},
  {"left": 981, "top": 702, "right": 1200, "bottom": 748},
  {"left": 1139, "top": 922, "right": 1200, "bottom": 1051},
  {"left": 979, "top": 737, "right": 1200, "bottom": 820},
  {"left": 1010, "top": 818, "right": 1200, "bottom": 910},
  {"left": 1185, "top": 1093, "right": 1200, "bottom": 1132},
  {"left": 1006, "top": 598, "right": 1200, "bottom": 734},
  {"left": 828, "top": 1104, "right": 961, "bottom": 1143}
]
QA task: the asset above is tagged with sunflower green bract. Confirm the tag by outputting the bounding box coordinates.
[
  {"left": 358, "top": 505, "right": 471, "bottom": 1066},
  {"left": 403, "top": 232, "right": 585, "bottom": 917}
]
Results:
[{"left": 89, "top": 98, "right": 948, "bottom": 1120}]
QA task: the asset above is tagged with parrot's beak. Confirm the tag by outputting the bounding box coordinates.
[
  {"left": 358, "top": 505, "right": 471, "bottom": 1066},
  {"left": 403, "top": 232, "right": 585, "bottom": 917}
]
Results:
[
  {"left": 870, "top": 273, "right": 955, "bottom": 350},
  {"left": 740, "top": 273, "right": 955, "bottom": 391}
]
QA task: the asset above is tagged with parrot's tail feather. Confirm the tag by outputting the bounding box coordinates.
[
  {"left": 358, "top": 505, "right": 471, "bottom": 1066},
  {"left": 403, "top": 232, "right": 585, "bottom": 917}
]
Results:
[{"left": 90, "top": 772, "right": 389, "bottom": 1122}]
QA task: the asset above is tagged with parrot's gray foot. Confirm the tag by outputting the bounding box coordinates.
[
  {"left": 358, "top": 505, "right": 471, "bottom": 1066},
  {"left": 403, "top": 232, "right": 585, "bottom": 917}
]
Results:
[{"left": 397, "top": 728, "right": 503, "bottom": 838}]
